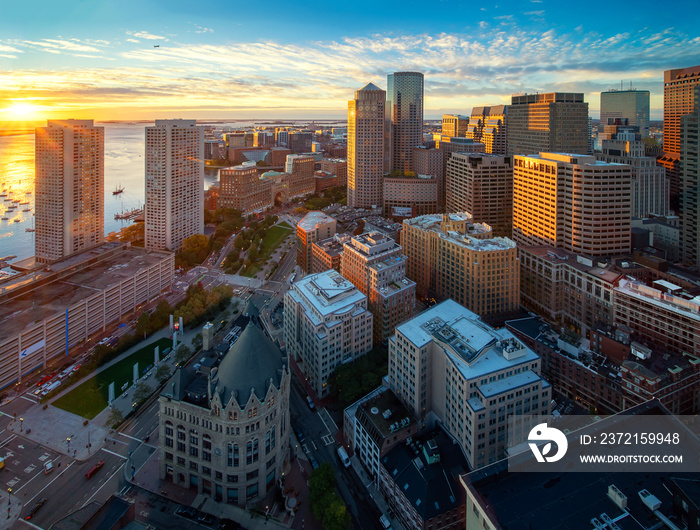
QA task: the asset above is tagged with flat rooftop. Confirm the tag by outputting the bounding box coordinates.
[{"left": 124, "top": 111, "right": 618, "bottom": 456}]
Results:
[
  {"left": 298, "top": 210, "right": 335, "bottom": 231},
  {"left": 397, "top": 300, "right": 540, "bottom": 380},
  {"left": 292, "top": 270, "right": 366, "bottom": 319},
  {"left": 0, "top": 244, "right": 172, "bottom": 339},
  {"left": 356, "top": 388, "right": 415, "bottom": 439}
]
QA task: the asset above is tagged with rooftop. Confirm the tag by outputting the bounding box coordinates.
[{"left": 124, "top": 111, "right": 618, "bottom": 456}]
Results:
[
  {"left": 616, "top": 279, "right": 700, "bottom": 322},
  {"left": 298, "top": 210, "right": 336, "bottom": 232},
  {"left": 0, "top": 244, "right": 172, "bottom": 340},
  {"left": 292, "top": 270, "right": 367, "bottom": 319},
  {"left": 397, "top": 300, "right": 539, "bottom": 379},
  {"left": 356, "top": 387, "right": 416, "bottom": 440},
  {"left": 381, "top": 427, "right": 468, "bottom": 522}
]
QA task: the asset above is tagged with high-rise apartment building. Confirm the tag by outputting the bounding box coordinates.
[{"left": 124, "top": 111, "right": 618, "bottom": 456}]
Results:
[
  {"left": 513, "top": 152, "right": 632, "bottom": 257},
  {"left": 507, "top": 93, "right": 589, "bottom": 156},
  {"left": 663, "top": 65, "right": 700, "bottom": 155},
  {"left": 402, "top": 213, "right": 519, "bottom": 325},
  {"left": 445, "top": 153, "right": 513, "bottom": 236},
  {"left": 600, "top": 89, "right": 650, "bottom": 137},
  {"left": 341, "top": 232, "right": 415, "bottom": 343},
  {"left": 382, "top": 174, "right": 438, "bottom": 218},
  {"left": 296, "top": 211, "right": 337, "bottom": 274},
  {"left": 596, "top": 130, "right": 669, "bottom": 219},
  {"left": 388, "top": 299, "right": 550, "bottom": 469},
  {"left": 441, "top": 114, "right": 469, "bottom": 137},
  {"left": 35, "top": 119, "right": 104, "bottom": 263},
  {"left": 348, "top": 83, "right": 386, "bottom": 208},
  {"left": 466, "top": 106, "right": 508, "bottom": 155},
  {"left": 680, "top": 85, "right": 700, "bottom": 266},
  {"left": 145, "top": 119, "right": 204, "bottom": 252},
  {"left": 284, "top": 270, "right": 373, "bottom": 397},
  {"left": 386, "top": 72, "right": 424, "bottom": 173}
]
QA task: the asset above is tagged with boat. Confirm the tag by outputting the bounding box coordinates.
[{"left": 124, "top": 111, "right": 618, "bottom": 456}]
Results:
[
  {"left": 13, "top": 219, "right": 20, "bottom": 223},
  {"left": 19, "top": 201, "right": 29, "bottom": 205},
  {"left": 113, "top": 185, "right": 124, "bottom": 195},
  {"left": 25, "top": 228, "right": 35, "bottom": 232},
  {"left": 22, "top": 208, "right": 31, "bottom": 212},
  {"left": 1, "top": 217, "right": 8, "bottom": 221}
]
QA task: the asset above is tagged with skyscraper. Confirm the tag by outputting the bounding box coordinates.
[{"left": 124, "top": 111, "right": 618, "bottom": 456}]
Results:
[
  {"left": 35, "top": 119, "right": 104, "bottom": 263},
  {"left": 512, "top": 152, "right": 632, "bottom": 256},
  {"left": 386, "top": 72, "right": 424, "bottom": 173},
  {"left": 600, "top": 89, "right": 650, "bottom": 137},
  {"left": 507, "top": 93, "right": 589, "bottom": 156},
  {"left": 145, "top": 119, "right": 204, "bottom": 252},
  {"left": 441, "top": 114, "right": 469, "bottom": 137},
  {"left": 680, "top": 85, "right": 700, "bottom": 266},
  {"left": 347, "top": 83, "right": 386, "bottom": 208},
  {"left": 466, "top": 105, "right": 508, "bottom": 155}
]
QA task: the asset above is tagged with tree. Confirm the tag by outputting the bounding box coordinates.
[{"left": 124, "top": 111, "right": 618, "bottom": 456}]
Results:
[
  {"left": 174, "top": 344, "right": 192, "bottom": 365},
  {"left": 106, "top": 407, "right": 124, "bottom": 429},
  {"left": 133, "top": 382, "right": 153, "bottom": 404},
  {"left": 135, "top": 312, "right": 150, "bottom": 337},
  {"left": 119, "top": 222, "right": 145, "bottom": 243},
  {"left": 155, "top": 364, "right": 172, "bottom": 384},
  {"left": 322, "top": 496, "right": 351, "bottom": 530},
  {"left": 192, "top": 333, "right": 203, "bottom": 351}
]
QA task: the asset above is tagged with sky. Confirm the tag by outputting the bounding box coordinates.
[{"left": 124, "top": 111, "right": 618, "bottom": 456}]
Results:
[{"left": 1, "top": 0, "right": 699, "bottom": 123}]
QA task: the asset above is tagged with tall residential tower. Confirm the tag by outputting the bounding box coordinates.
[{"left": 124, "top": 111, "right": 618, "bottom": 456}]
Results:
[
  {"left": 35, "top": 119, "right": 104, "bottom": 263},
  {"left": 145, "top": 119, "right": 204, "bottom": 252},
  {"left": 386, "top": 72, "right": 424, "bottom": 173},
  {"left": 347, "top": 83, "right": 386, "bottom": 208}
]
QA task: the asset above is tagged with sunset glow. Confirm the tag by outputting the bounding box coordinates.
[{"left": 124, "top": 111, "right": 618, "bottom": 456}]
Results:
[{"left": 5, "top": 103, "right": 41, "bottom": 119}]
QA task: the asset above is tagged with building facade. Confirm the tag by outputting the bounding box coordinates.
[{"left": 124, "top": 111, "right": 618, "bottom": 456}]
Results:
[
  {"left": 145, "top": 119, "right": 204, "bottom": 252},
  {"left": 284, "top": 270, "right": 373, "bottom": 397},
  {"left": 507, "top": 93, "right": 589, "bottom": 156},
  {"left": 296, "top": 211, "right": 337, "bottom": 274},
  {"left": 445, "top": 153, "right": 513, "bottom": 236},
  {"left": 596, "top": 131, "right": 669, "bottom": 219},
  {"left": 680, "top": 85, "right": 700, "bottom": 267},
  {"left": 311, "top": 233, "right": 349, "bottom": 274},
  {"left": 159, "top": 320, "right": 290, "bottom": 506},
  {"left": 341, "top": 232, "right": 415, "bottom": 343},
  {"left": 382, "top": 175, "right": 438, "bottom": 218},
  {"left": 441, "top": 114, "right": 469, "bottom": 138},
  {"left": 402, "top": 213, "right": 519, "bottom": 325},
  {"left": 466, "top": 106, "right": 508, "bottom": 155},
  {"left": 386, "top": 72, "right": 424, "bottom": 173},
  {"left": 320, "top": 158, "right": 347, "bottom": 187},
  {"left": 0, "top": 243, "right": 173, "bottom": 390},
  {"left": 388, "top": 299, "right": 550, "bottom": 469},
  {"left": 348, "top": 83, "right": 386, "bottom": 208},
  {"left": 513, "top": 152, "right": 632, "bottom": 257},
  {"left": 35, "top": 119, "right": 104, "bottom": 263},
  {"left": 412, "top": 147, "right": 444, "bottom": 207},
  {"left": 218, "top": 162, "right": 268, "bottom": 214},
  {"left": 600, "top": 89, "right": 650, "bottom": 137}
]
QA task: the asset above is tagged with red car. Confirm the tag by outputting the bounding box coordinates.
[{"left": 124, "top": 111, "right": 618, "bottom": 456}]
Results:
[{"left": 85, "top": 460, "right": 105, "bottom": 479}]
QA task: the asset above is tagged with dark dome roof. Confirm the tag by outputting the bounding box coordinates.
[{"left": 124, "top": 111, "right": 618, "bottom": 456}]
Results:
[
  {"left": 212, "top": 321, "right": 286, "bottom": 407},
  {"left": 244, "top": 299, "right": 260, "bottom": 318}
]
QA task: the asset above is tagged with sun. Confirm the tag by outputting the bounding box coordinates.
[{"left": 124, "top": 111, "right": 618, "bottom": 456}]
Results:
[{"left": 5, "top": 103, "right": 40, "bottom": 119}]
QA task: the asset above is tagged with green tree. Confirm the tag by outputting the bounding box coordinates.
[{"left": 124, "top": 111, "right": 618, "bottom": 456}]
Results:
[
  {"left": 135, "top": 313, "right": 150, "bottom": 337},
  {"left": 106, "top": 407, "right": 124, "bottom": 429},
  {"left": 308, "top": 463, "right": 335, "bottom": 507},
  {"left": 322, "top": 495, "right": 351, "bottom": 530},
  {"left": 174, "top": 344, "right": 192, "bottom": 365},
  {"left": 192, "top": 333, "right": 203, "bottom": 351},
  {"left": 155, "top": 364, "right": 172, "bottom": 384},
  {"left": 133, "top": 382, "right": 153, "bottom": 404}
]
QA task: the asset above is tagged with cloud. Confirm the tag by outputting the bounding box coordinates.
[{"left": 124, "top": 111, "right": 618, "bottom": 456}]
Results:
[
  {"left": 126, "top": 31, "right": 169, "bottom": 41},
  {"left": 193, "top": 25, "right": 214, "bottom": 34},
  {"left": 126, "top": 38, "right": 140, "bottom": 43},
  {"left": 479, "top": 21, "right": 488, "bottom": 29},
  {"left": 524, "top": 10, "right": 545, "bottom": 16},
  {"left": 2, "top": 26, "right": 696, "bottom": 119}
]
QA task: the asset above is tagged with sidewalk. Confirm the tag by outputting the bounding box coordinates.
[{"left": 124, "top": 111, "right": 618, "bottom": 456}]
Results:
[
  {"left": 348, "top": 455, "right": 405, "bottom": 530},
  {"left": 1, "top": 484, "right": 24, "bottom": 526}
]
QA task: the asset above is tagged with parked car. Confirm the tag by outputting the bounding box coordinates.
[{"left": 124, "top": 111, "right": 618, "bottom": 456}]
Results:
[
  {"left": 198, "top": 512, "right": 215, "bottom": 525},
  {"left": 306, "top": 396, "right": 315, "bottom": 410},
  {"left": 176, "top": 506, "right": 198, "bottom": 519}
]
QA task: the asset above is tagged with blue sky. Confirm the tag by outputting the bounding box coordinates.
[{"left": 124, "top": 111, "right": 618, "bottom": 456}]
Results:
[{"left": 1, "top": 0, "right": 699, "bottom": 121}]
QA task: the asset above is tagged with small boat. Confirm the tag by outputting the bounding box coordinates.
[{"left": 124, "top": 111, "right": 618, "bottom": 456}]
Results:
[
  {"left": 23, "top": 208, "right": 31, "bottom": 212},
  {"left": 3, "top": 198, "right": 11, "bottom": 202},
  {"left": 1, "top": 217, "right": 8, "bottom": 221},
  {"left": 19, "top": 201, "right": 29, "bottom": 205},
  {"left": 11, "top": 199, "right": 20, "bottom": 203},
  {"left": 25, "top": 228, "right": 35, "bottom": 232},
  {"left": 13, "top": 219, "right": 20, "bottom": 223},
  {"left": 113, "top": 184, "right": 124, "bottom": 195}
]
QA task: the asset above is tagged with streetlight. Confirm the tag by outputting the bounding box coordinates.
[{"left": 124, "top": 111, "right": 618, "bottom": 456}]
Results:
[
  {"left": 19, "top": 418, "right": 23, "bottom": 432},
  {"left": 66, "top": 437, "right": 71, "bottom": 451}
]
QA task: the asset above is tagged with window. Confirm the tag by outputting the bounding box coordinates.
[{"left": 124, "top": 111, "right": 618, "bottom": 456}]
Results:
[
  {"left": 228, "top": 444, "right": 239, "bottom": 467},
  {"left": 227, "top": 474, "right": 238, "bottom": 483},
  {"left": 246, "top": 470, "right": 259, "bottom": 480},
  {"left": 246, "top": 483, "right": 258, "bottom": 501}
]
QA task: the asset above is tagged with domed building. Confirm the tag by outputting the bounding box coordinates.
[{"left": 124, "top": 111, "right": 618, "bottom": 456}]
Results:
[{"left": 158, "top": 315, "right": 290, "bottom": 506}]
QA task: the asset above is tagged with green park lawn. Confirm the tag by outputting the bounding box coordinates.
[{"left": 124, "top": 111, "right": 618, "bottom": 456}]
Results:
[
  {"left": 241, "top": 224, "right": 292, "bottom": 277},
  {"left": 52, "top": 337, "right": 171, "bottom": 419}
]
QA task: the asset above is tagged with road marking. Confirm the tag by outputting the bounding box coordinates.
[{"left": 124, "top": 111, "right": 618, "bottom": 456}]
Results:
[
  {"left": 0, "top": 434, "right": 16, "bottom": 448},
  {"left": 19, "top": 395, "right": 37, "bottom": 403},
  {"left": 101, "top": 448, "right": 127, "bottom": 459},
  {"left": 26, "top": 461, "right": 74, "bottom": 506},
  {"left": 322, "top": 435, "right": 335, "bottom": 446},
  {"left": 311, "top": 440, "right": 317, "bottom": 450},
  {"left": 17, "top": 518, "right": 42, "bottom": 529},
  {"left": 15, "top": 465, "right": 46, "bottom": 493},
  {"left": 38, "top": 453, "right": 50, "bottom": 462},
  {"left": 18, "top": 444, "right": 24, "bottom": 449},
  {"left": 321, "top": 408, "right": 339, "bottom": 431},
  {"left": 82, "top": 462, "right": 125, "bottom": 508},
  {"left": 6, "top": 476, "right": 20, "bottom": 487},
  {"left": 23, "top": 464, "right": 35, "bottom": 473},
  {"left": 118, "top": 433, "right": 142, "bottom": 442}
]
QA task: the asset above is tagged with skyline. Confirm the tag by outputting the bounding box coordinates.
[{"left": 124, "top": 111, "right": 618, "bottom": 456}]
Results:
[{"left": 1, "top": 0, "right": 700, "bottom": 122}]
